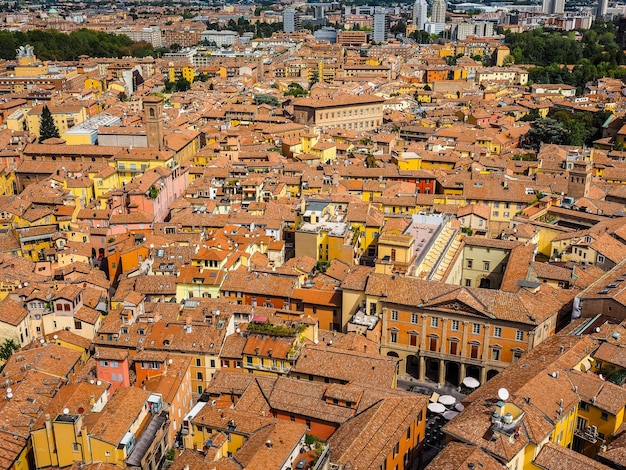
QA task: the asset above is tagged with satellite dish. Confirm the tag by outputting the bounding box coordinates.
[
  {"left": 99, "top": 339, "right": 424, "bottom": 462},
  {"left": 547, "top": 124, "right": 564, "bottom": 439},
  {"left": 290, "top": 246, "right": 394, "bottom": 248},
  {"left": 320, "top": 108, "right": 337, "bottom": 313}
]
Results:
[
  {"left": 498, "top": 388, "right": 510, "bottom": 401},
  {"left": 40, "top": 339, "right": 45, "bottom": 344},
  {"left": 6, "top": 388, "right": 12, "bottom": 394},
  {"left": 53, "top": 335, "right": 58, "bottom": 340},
  {"left": 63, "top": 408, "right": 69, "bottom": 414},
  {"left": 7, "top": 392, "right": 12, "bottom": 399},
  {"left": 96, "top": 380, "right": 102, "bottom": 386}
]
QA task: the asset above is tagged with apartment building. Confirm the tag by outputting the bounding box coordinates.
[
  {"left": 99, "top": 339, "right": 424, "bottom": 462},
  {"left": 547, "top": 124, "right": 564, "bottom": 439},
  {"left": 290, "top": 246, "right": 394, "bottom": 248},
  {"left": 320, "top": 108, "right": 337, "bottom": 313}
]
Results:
[
  {"left": 291, "top": 94, "right": 384, "bottom": 132},
  {"left": 345, "top": 272, "right": 568, "bottom": 387}
]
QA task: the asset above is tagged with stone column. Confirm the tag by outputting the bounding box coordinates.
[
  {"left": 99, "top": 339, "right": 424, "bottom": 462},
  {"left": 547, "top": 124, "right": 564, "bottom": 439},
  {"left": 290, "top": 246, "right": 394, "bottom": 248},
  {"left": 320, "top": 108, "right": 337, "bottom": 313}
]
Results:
[
  {"left": 461, "top": 321, "right": 468, "bottom": 357},
  {"left": 460, "top": 363, "right": 466, "bottom": 383},
  {"left": 419, "top": 355, "right": 426, "bottom": 381},
  {"left": 438, "top": 359, "right": 445, "bottom": 386},
  {"left": 420, "top": 314, "right": 429, "bottom": 350},
  {"left": 480, "top": 366, "right": 487, "bottom": 384},
  {"left": 440, "top": 318, "right": 447, "bottom": 354},
  {"left": 482, "top": 324, "right": 491, "bottom": 361}
]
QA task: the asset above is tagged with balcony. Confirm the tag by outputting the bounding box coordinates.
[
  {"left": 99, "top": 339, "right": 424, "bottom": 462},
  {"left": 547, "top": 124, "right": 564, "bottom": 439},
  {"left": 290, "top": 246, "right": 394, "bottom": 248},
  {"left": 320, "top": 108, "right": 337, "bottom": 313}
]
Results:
[
  {"left": 244, "top": 362, "right": 291, "bottom": 374},
  {"left": 574, "top": 426, "right": 598, "bottom": 443}
]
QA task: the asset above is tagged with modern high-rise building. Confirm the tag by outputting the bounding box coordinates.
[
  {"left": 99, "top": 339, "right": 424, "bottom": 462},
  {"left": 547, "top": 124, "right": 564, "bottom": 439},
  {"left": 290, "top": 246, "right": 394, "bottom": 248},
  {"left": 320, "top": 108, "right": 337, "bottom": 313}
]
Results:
[
  {"left": 413, "top": 0, "right": 428, "bottom": 30},
  {"left": 597, "top": 0, "right": 608, "bottom": 18},
  {"left": 283, "top": 8, "right": 301, "bottom": 33},
  {"left": 431, "top": 0, "right": 447, "bottom": 24},
  {"left": 373, "top": 7, "right": 390, "bottom": 43},
  {"left": 542, "top": 0, "right": 565, "bottom": 14}
]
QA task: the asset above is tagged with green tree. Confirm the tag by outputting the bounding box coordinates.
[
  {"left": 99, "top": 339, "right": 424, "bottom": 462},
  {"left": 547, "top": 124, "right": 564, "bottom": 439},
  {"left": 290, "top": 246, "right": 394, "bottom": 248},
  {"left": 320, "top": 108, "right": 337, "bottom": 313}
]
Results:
[
  {"left": 524, "top": 118, "right": 568, "bottom": 151},
  {"left": 39, "top": 105, "right": 59, "bottom": 143},
  {"left": 174, "top": 77, "right": 191, "bottom": 92},
  {"left": 284, "top": 83, "right": 308, "bottom": 98},
  {"left": 0, "top": 338, "right": 19, "bottom": 362}
]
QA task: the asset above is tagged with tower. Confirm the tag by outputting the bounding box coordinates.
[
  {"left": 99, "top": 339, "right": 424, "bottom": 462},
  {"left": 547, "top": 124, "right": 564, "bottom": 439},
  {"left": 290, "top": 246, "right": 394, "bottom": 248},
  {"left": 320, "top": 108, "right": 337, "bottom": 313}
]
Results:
[
  {"left": 413, "top": 0, "right": 428, "bottom": 30},
  {"left": 283, "top": 8, "right": 300, "bottom": 33},
  {"left": 597, "top": 0, "right": 608, "bottom": 19},
  {"left": 431, "top": 0, "right": 446, "bottom": 24},
  {"left": 542, "top": 0, "right": 564, "bottom": 14},
  {"left": 143, "top": 96, "right": 164, "bottom": 151},
  {"left": 373, "top": 7, "right": 390, "bottom": 43}
]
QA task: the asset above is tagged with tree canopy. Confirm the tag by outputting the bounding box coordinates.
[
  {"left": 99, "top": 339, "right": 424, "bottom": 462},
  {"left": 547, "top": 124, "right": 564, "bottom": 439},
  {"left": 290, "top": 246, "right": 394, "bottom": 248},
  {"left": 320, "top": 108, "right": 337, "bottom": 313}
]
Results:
[
  {"left": 0, "top": 339, "right": 19, "bottom": 363},
  {"left": 0, "top": 28, "right": 157, "bottom": 60},
  {"left": 523, "top": 109, "right": 612, "bottom": 150},
  {"left": 39, "top": 105, "right": 60, "bottom": 143},
  {"left": 503, "top": 20, "right": 626, "bottom": 93}
]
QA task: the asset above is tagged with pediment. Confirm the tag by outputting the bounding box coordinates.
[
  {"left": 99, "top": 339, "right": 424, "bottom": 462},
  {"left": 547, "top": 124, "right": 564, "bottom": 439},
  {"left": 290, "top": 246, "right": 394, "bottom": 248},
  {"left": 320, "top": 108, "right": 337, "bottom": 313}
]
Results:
[{"left": 422, "top": 288, "right": 492, "bottom": 318}]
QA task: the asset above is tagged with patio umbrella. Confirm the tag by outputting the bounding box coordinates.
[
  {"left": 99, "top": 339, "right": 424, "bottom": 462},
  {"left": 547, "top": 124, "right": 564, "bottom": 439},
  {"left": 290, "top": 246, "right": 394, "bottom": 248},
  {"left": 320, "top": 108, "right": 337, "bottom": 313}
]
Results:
[
  {"left": 443, "top": 410, "right": 459, "bottom": 420},
  {"left": 438, "top": 395, "right": 456, "bottom": 406},
  {"left": 463, "top": 376, "right": 480, "bottom": 388},
  {"left": 428, "top": 402, "right": 446, "bottom": 413},
  {"left": 455, "top": 403, "right": 465, "bottom": 412}
]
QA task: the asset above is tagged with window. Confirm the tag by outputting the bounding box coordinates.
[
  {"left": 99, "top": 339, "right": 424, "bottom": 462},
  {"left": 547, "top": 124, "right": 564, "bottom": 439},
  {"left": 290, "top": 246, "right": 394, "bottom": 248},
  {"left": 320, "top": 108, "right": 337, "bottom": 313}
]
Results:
[
  {"left": 449, "top": 340, "right": 458, "bottom": 355},
  {"left": 469, "top": 343, "right": 480, "bottom": 359},
  {"left": 74, "top": 319, "right": 82, "bottom": 330},
  {"left": 494, "top": 327, "right": 502, "bottom": 337},
  {"left": 390, "top": 331, "right": 397, "bottom": 343},
  {"left": 429, "top": 336, "right": 438, "bottom": 351},
  {"left": 512, "top": 350, "right": 523, "bottom": 362},
  {"left": 472, "top": 323, "right": 480, "bottom": 334},
  {"left": 465, "top": 278, "right": 471, "bottom": 286},
  {"left": 391, "top": 310, "right": 398, "bottom": 321},
  {"left": 580, "top": 401, "right": 589, "bottom": 412},
  {"left": 491, "top": 347, "right": 501, "bottom": 361},
  {"left": 483, "top": 261, "right": 490, "bottom": 271},
  {"left": 466, "top": 259, "right": 473, "bottom": 269},
  {"left": 411, "top": 313, "right": 418, "bottom": 324},
  {"left": 431, "top": 317, "right": 439, "bottom": 327},
  {"left": 601, "top": 411, "right": 609, "bottom": 420},
  {"left": 409, "top": 333, "right": 418, "bottom": 347},
  {"left": 196, "top": 358, "right": 201, "bottom": 367},
  {"left": 516, "top": 330, "right": 524, "bottom": 341},
  {"left": 504, "top": 212, "right": 510, "bottom": 218},
  {"left": 598, "top": 255, "right": 605, "bottom": 263},
  {"left": 100, "top": 360, "right": 108, "bottom": 367},
  {"left": 451, "top": 320, "right": 459, "bottom": 331},
  {"left": 493, "top": 211, "right": 499, "bottom": 217}
]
